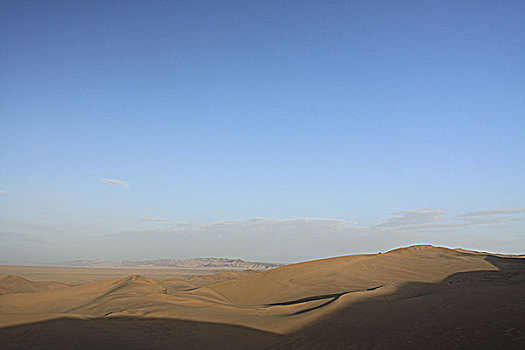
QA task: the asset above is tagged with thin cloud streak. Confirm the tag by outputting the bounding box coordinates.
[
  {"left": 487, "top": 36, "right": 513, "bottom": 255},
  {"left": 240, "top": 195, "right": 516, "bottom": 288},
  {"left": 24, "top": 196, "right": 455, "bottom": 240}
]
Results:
[
  {"left": 461, "top": 208, "right": 525, "bottom": 216},
  {"left": 161, "top": 217, "right": 359, "bottom": 231},
  {"left": 462, "top": 216, "right": 509, "bottom": 224},
  {"left": 378, "top": 209, "right": 446, "bottom": 228},
  {"left": 141, "top": 216, "right": 168, "bottom": 222},
  {"left": 100, "top": 178, "right": 128, "bottom": 188}
]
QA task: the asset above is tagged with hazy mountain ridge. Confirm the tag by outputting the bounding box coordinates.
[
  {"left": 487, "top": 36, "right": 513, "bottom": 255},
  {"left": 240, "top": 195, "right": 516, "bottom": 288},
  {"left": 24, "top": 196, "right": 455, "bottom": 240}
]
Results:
[{"left": 55, "top": 257, "right": 285, "bottom": 270}]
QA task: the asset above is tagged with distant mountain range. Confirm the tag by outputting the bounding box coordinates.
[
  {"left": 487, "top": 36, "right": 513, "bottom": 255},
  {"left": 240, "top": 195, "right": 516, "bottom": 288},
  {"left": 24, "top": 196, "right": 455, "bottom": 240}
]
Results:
[{"left": 55, "top": 258, "right": 285, "bottom": 270}]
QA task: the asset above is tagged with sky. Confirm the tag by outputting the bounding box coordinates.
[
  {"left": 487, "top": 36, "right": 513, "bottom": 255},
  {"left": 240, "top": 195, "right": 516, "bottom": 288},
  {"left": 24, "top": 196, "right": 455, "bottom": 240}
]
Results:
[{"left": 1, "top": 1, "right": 524, "bottom": 263}]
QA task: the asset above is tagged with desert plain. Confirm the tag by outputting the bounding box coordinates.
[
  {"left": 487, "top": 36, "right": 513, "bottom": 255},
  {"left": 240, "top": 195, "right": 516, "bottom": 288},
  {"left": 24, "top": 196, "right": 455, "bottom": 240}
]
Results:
[{"left": 0, "top": 245, "right": 523, "bottom": 349}]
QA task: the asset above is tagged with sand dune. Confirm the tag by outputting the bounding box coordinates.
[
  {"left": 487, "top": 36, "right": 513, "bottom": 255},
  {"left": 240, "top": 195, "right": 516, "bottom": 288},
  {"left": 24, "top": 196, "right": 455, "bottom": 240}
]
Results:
[
  {"left": 0, "top": 275, "right": 68, "bottom": 295},
  {"left": 200, "top": 245, "right": 497, "bottom": 306},
  {"left": 0, "top": 245, "right": 523, "bottom": 349}
]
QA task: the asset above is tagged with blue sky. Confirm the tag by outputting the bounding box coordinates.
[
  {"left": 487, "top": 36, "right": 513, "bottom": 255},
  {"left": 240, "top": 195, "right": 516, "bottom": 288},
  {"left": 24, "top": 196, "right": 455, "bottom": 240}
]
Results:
[{"left": 1, "top": 1, "right": 524, "bottom": 262}]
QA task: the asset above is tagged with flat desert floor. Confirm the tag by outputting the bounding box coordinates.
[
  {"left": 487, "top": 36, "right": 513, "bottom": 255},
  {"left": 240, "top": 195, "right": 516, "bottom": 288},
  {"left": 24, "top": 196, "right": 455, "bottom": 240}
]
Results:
[{"left": 1, "top": 245, "right": 524, "bottom": 349}]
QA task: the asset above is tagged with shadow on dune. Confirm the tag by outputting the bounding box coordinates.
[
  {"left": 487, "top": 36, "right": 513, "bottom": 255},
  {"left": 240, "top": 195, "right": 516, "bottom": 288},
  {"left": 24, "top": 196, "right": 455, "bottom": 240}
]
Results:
[
  {"left": 272, "top": 255, "right": 525, "bottom": 349},
  {"left": 266, "top": 285, "right": 384, "bottom": 315},
  {"left": 0, "top": 317, "right": 283, "bottom": 350},
  {"left": 1, "top": 256, "right": 523, "bottom": 350}
]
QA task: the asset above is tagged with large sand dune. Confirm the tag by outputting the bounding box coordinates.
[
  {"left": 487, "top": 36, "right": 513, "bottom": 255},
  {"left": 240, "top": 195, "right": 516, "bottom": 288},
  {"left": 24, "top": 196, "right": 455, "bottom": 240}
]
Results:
[{"left": 0, "top": 245, "right": 523, "bottom": 349}]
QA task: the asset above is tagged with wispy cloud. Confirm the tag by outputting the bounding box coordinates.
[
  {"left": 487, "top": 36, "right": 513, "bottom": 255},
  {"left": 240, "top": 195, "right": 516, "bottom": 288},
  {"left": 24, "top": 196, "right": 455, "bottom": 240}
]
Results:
[
  {"left": 459, "top": 208, "right": 525, "bottom": 225},
  {"left": 460, "top": 208, "right": 525, "bottom": 217},
  {"left": 141, "top": 215, "right": 168, "bottom": 222},
  {"left": 387, "top": 222, "right": 467, "bottom": 233},
  {"left": 462, "top": 216, "right": 509, "bottom": 224},
  {"left": 162, "top": 217, "right": 359, "bottom": 231},
  {"left": 100, "top": 178, "right": 128, "bottom": 188},
  {"left": 378, "top": 209, "right": 446, "bottom": 228}
]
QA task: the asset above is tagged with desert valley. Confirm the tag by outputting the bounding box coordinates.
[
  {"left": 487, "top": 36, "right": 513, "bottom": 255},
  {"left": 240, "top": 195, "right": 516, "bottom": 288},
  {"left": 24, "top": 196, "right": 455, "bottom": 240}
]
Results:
[{"left": 0, "top": 245, "right": 523, "bottom": 349}]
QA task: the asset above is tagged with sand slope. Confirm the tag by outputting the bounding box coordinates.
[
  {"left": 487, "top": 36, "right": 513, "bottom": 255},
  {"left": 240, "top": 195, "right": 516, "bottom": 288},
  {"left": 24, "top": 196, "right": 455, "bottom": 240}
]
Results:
[
  {"left": 200, "top": 245, "right": 497, "bottom": 306},
  {"left": 0, "top": 245, "right": 523, "bottom": 349},
  {"left": 0, "top": 275, "right": 68, "bottom": 295}
]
